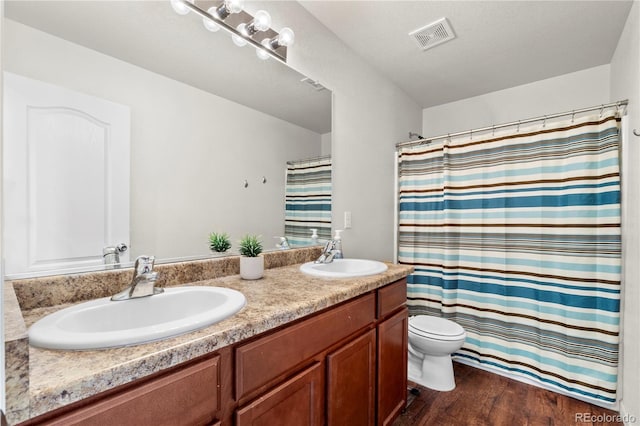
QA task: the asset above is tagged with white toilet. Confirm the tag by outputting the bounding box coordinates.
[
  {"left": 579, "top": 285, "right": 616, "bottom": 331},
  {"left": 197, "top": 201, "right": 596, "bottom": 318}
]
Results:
[{"left": 408, "top": 315, "right": 466, "bottom": 391}]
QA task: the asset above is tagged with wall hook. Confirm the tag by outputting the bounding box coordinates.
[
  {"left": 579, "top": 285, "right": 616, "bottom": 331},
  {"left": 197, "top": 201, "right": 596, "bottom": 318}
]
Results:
[
  {"left": 243, "top": 179, "right": 248, "bottom": 188},
  {"left": 633, "top": 129, "right": 640, "bottom": 137},
  {"left": 262, "top": 176, "right": 267, "bottom": 184}
]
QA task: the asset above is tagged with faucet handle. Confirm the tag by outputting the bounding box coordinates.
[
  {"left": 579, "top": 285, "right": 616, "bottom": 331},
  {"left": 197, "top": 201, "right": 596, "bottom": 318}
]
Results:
[
  {"left": 273, "top": 236, "right": 290, "bottom": 249},
  {"left": 134, "top": 255, "right": 155, "bottom": 275}
]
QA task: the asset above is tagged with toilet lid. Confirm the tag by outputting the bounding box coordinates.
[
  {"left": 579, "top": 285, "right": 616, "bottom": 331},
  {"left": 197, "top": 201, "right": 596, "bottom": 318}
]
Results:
[{"left": 409, "top": 316, "right": 465, "bottom": 338}]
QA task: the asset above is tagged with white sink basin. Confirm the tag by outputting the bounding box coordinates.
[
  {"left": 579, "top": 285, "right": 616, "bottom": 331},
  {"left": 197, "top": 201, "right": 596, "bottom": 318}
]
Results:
[
  {"left": 28, "top": 286, "right": 246, "bottom": 350},
  {"left": 300, "top": 258, "right": 388, "bottom": 278}
]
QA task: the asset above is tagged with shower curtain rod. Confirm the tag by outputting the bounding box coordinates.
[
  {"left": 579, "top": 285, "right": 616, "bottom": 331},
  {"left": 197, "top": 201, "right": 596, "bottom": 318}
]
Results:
[
  {"left": 396, "top": 99, "right": 628, "bottom": 149},
  {"left": 286, "top": 155, "right": 331, "bottom": 165}
]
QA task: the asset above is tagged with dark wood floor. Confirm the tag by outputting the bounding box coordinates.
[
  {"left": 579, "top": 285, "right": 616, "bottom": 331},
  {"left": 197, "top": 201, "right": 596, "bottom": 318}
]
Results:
[{"left": 394, "top": 362, "right": 623, "bottom": 426}]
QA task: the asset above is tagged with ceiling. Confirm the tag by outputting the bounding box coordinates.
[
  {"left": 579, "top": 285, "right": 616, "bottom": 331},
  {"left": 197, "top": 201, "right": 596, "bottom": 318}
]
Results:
[
  {"left": 5, "top": 1, "right": 632, "bottom": 120},
  {"left": 300, "top": 0, "right": 633, "bottom": 108}
]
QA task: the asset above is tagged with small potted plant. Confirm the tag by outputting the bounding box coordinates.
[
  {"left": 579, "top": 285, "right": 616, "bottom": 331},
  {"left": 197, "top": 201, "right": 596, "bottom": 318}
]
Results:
[
  {"left": 209, "top": 232, "right": 232, "bottom": 254},
  {"left": 238, "top": 234, "right": 263, "bottom": 280}
]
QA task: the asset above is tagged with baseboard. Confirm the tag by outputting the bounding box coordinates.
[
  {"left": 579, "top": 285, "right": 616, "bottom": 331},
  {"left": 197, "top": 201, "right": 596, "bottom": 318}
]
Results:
[{"left": 619, "top": 401, "right": 639, "bottom": 426}]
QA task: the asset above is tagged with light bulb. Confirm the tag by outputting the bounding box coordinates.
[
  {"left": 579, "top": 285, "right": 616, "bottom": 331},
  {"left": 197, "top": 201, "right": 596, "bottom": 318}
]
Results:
[
  {"left": 256, "top": 39, "right": 271, "bottom": 60},
  {"left": 252, "top": 10, "right": 272, "bottom": 32},
  {"left": 226, "top": 0, "right": 244, "bottom": 14},
  {"left": 277, "top": 27, "right": 295, "bottom": 47},
  {"left": 216, "top": 0, "right": 244, "bottom": 19},
  {"left": 232, "top": 23, "right": 248, "bottom": 47},
  {"left": 203, "top": 7, "right": 220, "bottom": 32},
  {"left": 170, "top": 0, "right": 193, "bottom": 15}
]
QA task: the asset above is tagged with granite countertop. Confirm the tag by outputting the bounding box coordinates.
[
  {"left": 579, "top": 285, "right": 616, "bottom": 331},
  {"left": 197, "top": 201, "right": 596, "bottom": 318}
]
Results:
[{"left": 14, "top": 261, "right": 413, "bottom": 420}]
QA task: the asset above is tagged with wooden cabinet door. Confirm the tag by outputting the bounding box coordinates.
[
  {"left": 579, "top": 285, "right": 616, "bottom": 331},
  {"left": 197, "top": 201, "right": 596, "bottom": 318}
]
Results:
[
  {"left": 236, "top": 362, "right": 324, "bottom": 426},
  {"left": 377, "top": 307, "right": 408, "bottom": 426},
  {"left": 327, "top": 329, "right": 376, "bottom": 426}
]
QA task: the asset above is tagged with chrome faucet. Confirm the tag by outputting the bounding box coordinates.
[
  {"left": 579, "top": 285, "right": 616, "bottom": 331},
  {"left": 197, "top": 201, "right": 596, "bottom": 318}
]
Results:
[
  {"left": 111, "top": 255, "right": 163, "bottom": 301},
  {"left": 274, "top": 236, "right": 290, "bottom": 250},
  {"left": 315, "top": 240, "right": 334, "bottom": 263},
  {"left": 315, "top": 238, "right": 342, "bottom": 264},
  {"left": 103, "top": 243, "right": 128, "bottom": 268}
]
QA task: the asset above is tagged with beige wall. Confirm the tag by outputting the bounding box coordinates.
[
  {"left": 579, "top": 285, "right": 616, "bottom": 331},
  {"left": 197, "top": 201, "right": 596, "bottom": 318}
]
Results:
[
  {"left": 261, "top": 1, "right": 423, "bottom": 261},
  {"left": 421, "top": 64, "right": 611, "bottom": 137},
  {"left": 611, "top": 1, "right": 640, "bottom": 423}
]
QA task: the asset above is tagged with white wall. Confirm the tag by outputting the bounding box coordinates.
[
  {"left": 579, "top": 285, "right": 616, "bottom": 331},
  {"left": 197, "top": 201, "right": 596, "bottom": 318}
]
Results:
[
  {"left": 421, "top": 64, "right": 611, "bottom": 137},
  {"left": 320, "top": 132, "right": 332, "bottom": 156},
  {"left": 3, "top": 20, "right": 322, "bottom": 260},
  {"left": 262, "top": 2, "right": 422, "bottom": 261},
  {"left": 611, "top": 1, "right": 640, "bottom": 423}
]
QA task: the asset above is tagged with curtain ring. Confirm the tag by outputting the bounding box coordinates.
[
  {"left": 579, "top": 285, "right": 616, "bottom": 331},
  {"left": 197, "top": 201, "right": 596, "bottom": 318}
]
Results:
[
  {"left": 571, "top": 111, "right": 575, "bottom": 123},
  {"left": 542, "top": 115, "right": 547, "bottom": 128},
  {"left": 492, "top": 125, "right": 495, "bottom": 136},
  {"left": 469, "top": 129, "right": 473, "bottom": 140},
  {"left": 517, "top": 120, "right": 521, "bottom": 133},
  {"left": 600, "top": 105, "right": 604, "bottom": 117}
]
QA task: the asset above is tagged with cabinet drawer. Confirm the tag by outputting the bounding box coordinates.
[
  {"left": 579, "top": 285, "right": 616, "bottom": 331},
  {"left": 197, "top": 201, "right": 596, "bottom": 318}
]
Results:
[
  {"left": 236, "top": 293, "right": 375, "bottom": 399},
  {"left": 42, "top": 355, "right": 221, "bottom": 426},
  {"left": 378, "top": 279, "right": 407, "bottom": 318}
]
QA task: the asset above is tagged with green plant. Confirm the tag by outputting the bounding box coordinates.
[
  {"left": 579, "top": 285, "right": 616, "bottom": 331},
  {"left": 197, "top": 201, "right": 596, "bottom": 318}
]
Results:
[
  {"left": 238, "top": 234, "right": 263, "bottom": 257},
  {"left": 209, "top": 232, "right": 232, "bottom": 252}
]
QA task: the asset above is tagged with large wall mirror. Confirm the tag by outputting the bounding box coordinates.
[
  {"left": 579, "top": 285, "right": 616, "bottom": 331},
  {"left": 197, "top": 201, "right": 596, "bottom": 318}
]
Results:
[{"left": 2, "top": 0, "right": 332, "bottom": 278}]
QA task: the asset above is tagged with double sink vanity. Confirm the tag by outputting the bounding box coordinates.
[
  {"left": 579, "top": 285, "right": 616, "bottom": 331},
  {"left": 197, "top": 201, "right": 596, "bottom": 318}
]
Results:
[{"left": 4, "top": 247, "right": 413, "bottom": 425}]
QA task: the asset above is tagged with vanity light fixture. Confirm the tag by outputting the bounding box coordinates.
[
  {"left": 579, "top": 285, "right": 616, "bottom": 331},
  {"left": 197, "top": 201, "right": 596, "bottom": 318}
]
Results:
[
  {"left": 203, "top": 0, "right": 244, "bottom": 32},
  {"left": 215, "top": 0, "right": 244, "bottom": 20},
  {"left": 171, "top": 0, "right": 294, "bottom": 63},
  {"left": 256, "top": 27, "right": 295, "bottom": 61},
  {"left": 170, "top": 0, "right": 194, "bottom": 15}
]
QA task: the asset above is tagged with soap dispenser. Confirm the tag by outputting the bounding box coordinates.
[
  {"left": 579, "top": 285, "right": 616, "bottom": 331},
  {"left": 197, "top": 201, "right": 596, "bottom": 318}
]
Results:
[
  {"left": 310, "top": 228, "right": 319, "bottom": 245},
  {"left": 333, "top": 230, "right": 344, "bottom": 259}
]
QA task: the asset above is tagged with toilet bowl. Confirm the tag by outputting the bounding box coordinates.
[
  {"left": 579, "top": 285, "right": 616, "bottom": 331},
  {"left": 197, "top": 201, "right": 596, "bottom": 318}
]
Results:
[{"left": 408, "top": 315, "right": 466, "bottom": 391}]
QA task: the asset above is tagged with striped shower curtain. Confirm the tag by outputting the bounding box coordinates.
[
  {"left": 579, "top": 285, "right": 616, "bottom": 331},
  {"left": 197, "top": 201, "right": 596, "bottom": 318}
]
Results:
[
  {"left": 398, "top": 111, "right": 621, "bottom": 404},
  {"left": 284, "top": 156, "right": 332, "bottom": 246}
]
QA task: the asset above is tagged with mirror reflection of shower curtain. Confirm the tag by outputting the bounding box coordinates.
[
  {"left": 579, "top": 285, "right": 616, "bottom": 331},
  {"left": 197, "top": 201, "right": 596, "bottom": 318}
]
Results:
[
  {"left": 284, "top": 156, "right": 332, "bottom": 247},
  {"left": 398, "top": 111, "right": 621, "bottom": 405}
]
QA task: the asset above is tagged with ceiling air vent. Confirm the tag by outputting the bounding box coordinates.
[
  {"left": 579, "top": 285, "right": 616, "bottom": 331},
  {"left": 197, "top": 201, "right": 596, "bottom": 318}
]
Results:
[{"left": 409, "top": 17, "right": 455, "bottom": 51}]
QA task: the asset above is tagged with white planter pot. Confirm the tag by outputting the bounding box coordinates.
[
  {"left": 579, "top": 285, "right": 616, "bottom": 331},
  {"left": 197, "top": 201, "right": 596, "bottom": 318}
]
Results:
[{"left": 240, "top": 255, "right": 264, "bottom": 280}]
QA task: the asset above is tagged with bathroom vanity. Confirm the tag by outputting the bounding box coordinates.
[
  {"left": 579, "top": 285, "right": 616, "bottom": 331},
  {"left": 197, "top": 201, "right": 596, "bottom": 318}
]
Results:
[{"left": 4, "top": 248, "right": 412, "bottom": 425}]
